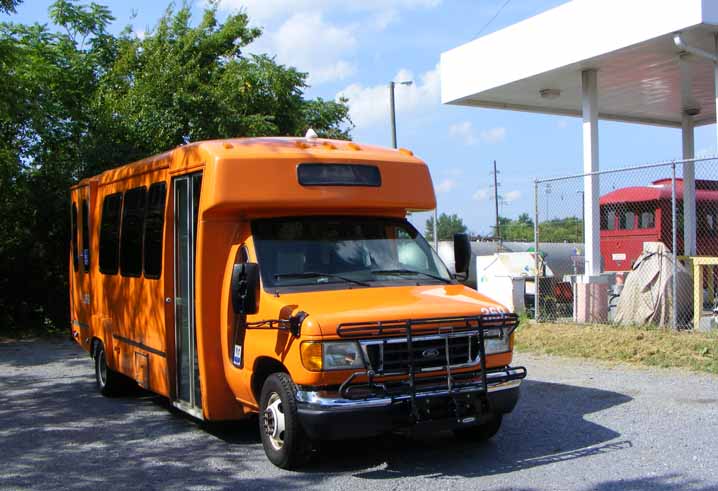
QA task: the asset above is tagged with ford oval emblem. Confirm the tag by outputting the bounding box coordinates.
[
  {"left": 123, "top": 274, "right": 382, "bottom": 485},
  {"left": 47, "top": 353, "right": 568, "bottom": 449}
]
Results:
[{"left": 422, "top": 348, "right": 440, "bottom": 359}]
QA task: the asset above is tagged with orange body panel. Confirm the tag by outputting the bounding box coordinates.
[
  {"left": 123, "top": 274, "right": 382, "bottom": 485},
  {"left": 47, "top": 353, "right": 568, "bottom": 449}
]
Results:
[{"left": 69, "top": 137, "right": 512, "bottom": 421}]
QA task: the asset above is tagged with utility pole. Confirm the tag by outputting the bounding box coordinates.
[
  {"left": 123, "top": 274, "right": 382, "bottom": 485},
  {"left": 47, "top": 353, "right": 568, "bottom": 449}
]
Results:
[{"left": 492, "top": 160, "right": 502, "bottom": 252}]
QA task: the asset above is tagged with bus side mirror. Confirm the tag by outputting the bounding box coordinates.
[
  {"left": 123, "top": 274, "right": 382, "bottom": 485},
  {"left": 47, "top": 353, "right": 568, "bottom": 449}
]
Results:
[
  {"left": 453, "top": 233, "right": 471, "bottom": 281},
  {"left": 231, "top": 263, "right": 260, "bottom": 315}
]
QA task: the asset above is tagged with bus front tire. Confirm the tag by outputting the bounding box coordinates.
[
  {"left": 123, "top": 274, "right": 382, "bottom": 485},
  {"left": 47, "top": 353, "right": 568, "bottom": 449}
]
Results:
[
  {"left": 93, "top": 341, "right": 125, "bottom": 397},
  {"left": 259, "top": 372, "right": 313, "bottom": 469},
  {"left": 453, "top": 414, "right": 503, "bottom": 442}
]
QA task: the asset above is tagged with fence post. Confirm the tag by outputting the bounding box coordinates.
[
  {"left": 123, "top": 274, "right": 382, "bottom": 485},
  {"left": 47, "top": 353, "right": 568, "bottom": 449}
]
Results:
[
  {"left": 672, "top": 161, "right": 678, "bottom": 330},
  {"left": 534, "top": 179, "right": 540, "bottom": 321}
]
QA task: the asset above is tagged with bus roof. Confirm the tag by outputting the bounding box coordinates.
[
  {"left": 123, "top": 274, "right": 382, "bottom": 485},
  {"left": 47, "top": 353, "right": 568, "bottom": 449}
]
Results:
[
  {"left": 600, "top": 178, "right": 718, "bottom": 204},
  {"left": 74, "top": 137, "right": 436, "bottom": 214}
]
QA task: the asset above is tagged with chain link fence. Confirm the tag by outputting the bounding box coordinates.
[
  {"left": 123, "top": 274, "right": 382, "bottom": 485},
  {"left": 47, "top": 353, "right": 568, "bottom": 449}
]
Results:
[{"left": 531, "top": 157, "right": 718, "bottom": 330}]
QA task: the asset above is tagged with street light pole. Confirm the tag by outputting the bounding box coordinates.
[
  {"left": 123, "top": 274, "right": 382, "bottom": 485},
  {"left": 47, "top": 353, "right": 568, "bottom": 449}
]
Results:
[
  {"left": 388, "top": 80, "right": 437, "bottom": 251},
  {"left": 388, "top": 80, "right": 412, "bottom": 150},
  {"left": 389, "top": 82, "right": 397, "bottom": 149}
]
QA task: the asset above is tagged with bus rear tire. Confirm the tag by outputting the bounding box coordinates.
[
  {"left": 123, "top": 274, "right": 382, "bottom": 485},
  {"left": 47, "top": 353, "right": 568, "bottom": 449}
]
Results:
[
  {"left": 259, "top": 372, "right": 313, "bottom": 469},
  {"left": 453, "top": 414, "right": 503, "bottom": 442},
  {"left": 94, "top": 341, "right": 126, "bottom": 397}
]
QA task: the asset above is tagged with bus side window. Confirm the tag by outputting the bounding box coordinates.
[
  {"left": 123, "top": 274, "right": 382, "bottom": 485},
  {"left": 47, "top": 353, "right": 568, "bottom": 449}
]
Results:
[
  {"left": 99, "top": 193, "right": 123, "bottom": 275},
  {"left": 71, "top": 202, "right": 79, "bottom": 272},
  {"left": 144, "top": 182, "right": 167, "bottom": 279},
  {"left": 81, "top": 199, "right": 90, "bottom": 272},
  {"left": 601, "top": 208, "right": 616, "bottom": 231},
  {"left": 639, "top": 210, "right": 655, "bottom": 229},
  {"left": 620, "top": 210, "right": 635, "bottom": 230},
  {"left": 120, "top": 186, "right": 147, "bottom": 277}
]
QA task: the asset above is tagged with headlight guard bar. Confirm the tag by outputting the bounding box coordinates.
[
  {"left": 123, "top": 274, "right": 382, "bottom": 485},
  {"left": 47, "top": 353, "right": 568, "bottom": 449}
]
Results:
[{"left": 335, "top": 313, "right": 521, "bottom": 419}]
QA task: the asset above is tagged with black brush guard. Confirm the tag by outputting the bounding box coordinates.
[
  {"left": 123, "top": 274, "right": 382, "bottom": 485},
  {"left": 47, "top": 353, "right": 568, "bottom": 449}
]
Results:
[{"left": 334, "top": 313, "right": 527, "bottom": 419}]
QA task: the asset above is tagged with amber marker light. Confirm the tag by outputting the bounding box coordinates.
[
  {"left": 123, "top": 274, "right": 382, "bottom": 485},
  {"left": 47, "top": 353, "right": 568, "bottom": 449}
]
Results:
[{"left": 300, "top": 342, "right": 323, "bottom": 371}]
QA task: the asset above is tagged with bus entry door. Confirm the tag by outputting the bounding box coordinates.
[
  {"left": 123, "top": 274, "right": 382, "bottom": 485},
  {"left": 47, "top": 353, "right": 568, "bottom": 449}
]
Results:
[
  {"left": 172, "top": 173, "right": 203, "bottom": 417},
  {"left": 71, "top": 185, "right": 92, "bottom": 346}
]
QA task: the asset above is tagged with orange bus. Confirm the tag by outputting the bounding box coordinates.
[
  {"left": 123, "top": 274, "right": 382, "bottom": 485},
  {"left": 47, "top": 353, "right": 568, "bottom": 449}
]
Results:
[{"left": 69, "top": 136, "right": 526, "bottom": 468}]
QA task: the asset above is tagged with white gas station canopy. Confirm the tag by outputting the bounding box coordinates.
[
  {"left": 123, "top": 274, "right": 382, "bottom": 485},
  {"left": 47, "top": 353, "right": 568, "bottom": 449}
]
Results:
[{"left": 441, "top": 0, "right": 718, "bottom": 128}]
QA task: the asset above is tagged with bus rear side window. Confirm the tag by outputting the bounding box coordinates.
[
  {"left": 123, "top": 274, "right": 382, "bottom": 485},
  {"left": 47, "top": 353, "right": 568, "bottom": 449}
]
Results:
[
  {"left": 120, "top": 186, "right": 147, "bottom": 277},
  {"left": 81, "top": 199, "right": 90, "bottom": 272},
  {"left": 99, "top": 193, "right": 122, "bottom": 274},
  {"left": 639, "top": 211, "right": 655, "bottom": 229},
  {"left": 620, "top": 211, "right": 635, "bottom": 230},
  {"left": 71, "top": 202, "right": 79, "bottom": 272},
  {"left": 601, "top": 209, "right": 616, "bottom": 231},
  {"left": 144, "top": 182, "right": 166, "bottom": 279}
]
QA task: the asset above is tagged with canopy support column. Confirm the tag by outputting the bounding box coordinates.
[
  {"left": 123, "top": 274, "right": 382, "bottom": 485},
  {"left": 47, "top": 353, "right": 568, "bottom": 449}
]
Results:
[
  {"left": 582, "top": 69, "right": 601, "bottom": 276},
  {"left": 575, "top": 69, "right": 608, "bottom": 323},
  {"left": 682, "top": 112, "right": 696, "bottom": 256},
  {"left": 679, "top": 50, "right": 697, "bottom": 257}
]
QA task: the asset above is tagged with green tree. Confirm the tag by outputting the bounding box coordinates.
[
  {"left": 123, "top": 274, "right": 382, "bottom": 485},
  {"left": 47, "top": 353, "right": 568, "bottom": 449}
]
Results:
[
  {"left": 0, "top": 1, "right": 352, "bottom": 333},
  {"left": 0, "top": 0, "right": 21, "bottom": 14},
  {"left": 498, "top": 214, "right": 583, "bottom": 243},
  {"left": 425, "top": 213, "right": 467, "bottom": 240}
]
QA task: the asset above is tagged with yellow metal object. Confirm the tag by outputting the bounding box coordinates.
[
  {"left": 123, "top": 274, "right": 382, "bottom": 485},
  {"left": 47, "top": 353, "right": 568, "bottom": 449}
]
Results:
[
  {"left": 682, "top": 256, "right": 718, "bottom": 330},
  {"left": 300, "top": 342, "right": 323, "bottom": 371}
]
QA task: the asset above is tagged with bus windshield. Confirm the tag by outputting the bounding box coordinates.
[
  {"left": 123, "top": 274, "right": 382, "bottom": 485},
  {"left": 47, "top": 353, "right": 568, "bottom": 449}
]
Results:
[{"left": 252, "top": 216, "right": 453, "bottom": 290}]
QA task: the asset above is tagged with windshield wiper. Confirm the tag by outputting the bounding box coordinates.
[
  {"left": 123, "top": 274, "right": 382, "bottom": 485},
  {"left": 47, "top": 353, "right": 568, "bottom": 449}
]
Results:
[
  {"left": 370, "top": 269, "right": 452, "bottom": 284},
  {"left": 274, "top": 272, "right": 370, "bottom": 287}
]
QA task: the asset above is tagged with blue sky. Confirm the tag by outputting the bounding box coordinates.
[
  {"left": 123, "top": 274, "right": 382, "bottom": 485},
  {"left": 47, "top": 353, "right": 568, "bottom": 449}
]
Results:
[{"left": 5, "top": 0, "right": 718, "bottom": 234}]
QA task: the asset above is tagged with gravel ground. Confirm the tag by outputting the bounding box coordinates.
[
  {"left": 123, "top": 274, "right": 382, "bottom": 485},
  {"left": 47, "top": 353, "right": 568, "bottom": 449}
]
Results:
[{"left": 1, "top": 339, "right": 717, "bottom": 491}]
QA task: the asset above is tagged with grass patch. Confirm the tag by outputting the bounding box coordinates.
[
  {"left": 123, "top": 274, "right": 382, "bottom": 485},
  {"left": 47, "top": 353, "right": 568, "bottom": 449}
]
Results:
[{"left": 515, "top": 322, "right": 718, "bottom": 374}]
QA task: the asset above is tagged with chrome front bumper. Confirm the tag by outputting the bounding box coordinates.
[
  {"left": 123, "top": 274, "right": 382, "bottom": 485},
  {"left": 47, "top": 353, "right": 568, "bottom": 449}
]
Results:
[{"left": 295, "top": 366, "right": 526, "bottom": 409}]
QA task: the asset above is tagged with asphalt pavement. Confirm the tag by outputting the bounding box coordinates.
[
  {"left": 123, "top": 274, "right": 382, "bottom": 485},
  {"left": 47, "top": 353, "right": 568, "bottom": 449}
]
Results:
[{"left": 1, "top": 338, "right": 717, "bottom": 490}]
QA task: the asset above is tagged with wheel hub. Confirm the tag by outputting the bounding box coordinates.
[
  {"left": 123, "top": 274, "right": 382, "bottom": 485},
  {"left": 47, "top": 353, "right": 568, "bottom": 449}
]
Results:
[
  {"left": 262, "top": 392, "right": 286, "bottom": 450},
  {"left": 98, "top": 350, "right": 107, "bottom": 386}
]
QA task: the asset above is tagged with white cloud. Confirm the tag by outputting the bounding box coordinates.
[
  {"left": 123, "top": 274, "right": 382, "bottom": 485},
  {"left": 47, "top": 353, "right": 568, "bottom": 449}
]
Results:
[
  {"left": 557, "top": 118, "right": 569, "bottom": 129},
  {"left": 270, "top": 13, "right": 357, "bottom": 84},
  {"left": 473, "top": 188, "right": 490, "bottom": 201},
  {"left": 216, "top": 0, "right": 442, "bottom": 22},
  {"left": 371, "top": 9, "right": 399, "bottom": 30},
  {"left": 504, "top": 190, "right": 521, "bottom": 203},
  {"left": 337, "top": 65, "right": 440, "bottom": 130},
  {"left": 449, "top": 123, "right": 505, "bottom": 145},
  {"left": 435, "top": 178, "right": 457, "bottom": 193},
  {"left": 217, "top": 0, "right": 441, "bottom": 85},
  {"left": 697, "top": 146, "right": 717, "bottom": 157},
  {"left": 479, "top": 127, "right": 507, "bottom": 144},
  {"left": 448, "top": 121, "right": 477, "bottom": 145},
  {"left": 472, "top": 188, "right": 520, "bottom": 203}
]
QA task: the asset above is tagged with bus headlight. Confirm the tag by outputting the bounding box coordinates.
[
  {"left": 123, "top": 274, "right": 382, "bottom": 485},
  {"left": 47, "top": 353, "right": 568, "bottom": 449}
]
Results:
[
  {"left": 300, "top": 341, "right": 365, "bottom": 371},
  {"left": 483, "top": 329, "right": 511, "bottom": 355},
  {"left": 324, "top": 341, "right": 365, "bottom": 370}
]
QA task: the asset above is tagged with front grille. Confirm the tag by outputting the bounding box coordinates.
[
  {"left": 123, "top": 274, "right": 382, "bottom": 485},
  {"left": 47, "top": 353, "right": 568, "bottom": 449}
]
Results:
[{"left": 361, "top": 333, "right": 480, "bottom": 374}]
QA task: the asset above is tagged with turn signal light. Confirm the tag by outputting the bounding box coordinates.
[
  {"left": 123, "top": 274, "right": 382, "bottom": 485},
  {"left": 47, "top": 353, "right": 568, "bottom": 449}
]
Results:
[{"left": 300, "top": 342, "right": 323, "bottom": 371}]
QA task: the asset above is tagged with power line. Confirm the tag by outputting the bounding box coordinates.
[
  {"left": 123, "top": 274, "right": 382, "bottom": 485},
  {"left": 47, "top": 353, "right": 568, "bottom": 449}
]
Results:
[{"left": 474, "top": 0, "right": 512, "bottom": 39}]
